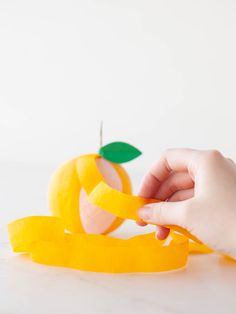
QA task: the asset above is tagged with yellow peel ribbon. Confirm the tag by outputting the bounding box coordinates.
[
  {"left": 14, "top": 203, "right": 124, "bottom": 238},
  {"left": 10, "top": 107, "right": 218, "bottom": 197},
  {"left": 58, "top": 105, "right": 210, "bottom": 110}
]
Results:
[
  {"left": 8, "top": 154, "right": 212, "bottom": 273},
  {"left": 8, "top": 216, "right": 189, "bottom": 273},
  {"left": 88, "top": 181, "right": 201, "bottom": 243}
]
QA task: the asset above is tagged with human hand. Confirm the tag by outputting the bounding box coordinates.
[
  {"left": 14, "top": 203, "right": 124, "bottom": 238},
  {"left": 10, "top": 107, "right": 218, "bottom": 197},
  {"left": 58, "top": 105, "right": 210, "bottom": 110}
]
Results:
[{"left": 138, "top": 149, "right": 236, "bottom": 258}]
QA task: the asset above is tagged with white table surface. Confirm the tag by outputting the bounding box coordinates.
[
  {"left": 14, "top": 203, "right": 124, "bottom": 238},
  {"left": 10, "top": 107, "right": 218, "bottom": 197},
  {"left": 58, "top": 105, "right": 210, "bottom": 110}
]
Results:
[{"left": 1, "top": 163, "right": 236, "bottom": 314}]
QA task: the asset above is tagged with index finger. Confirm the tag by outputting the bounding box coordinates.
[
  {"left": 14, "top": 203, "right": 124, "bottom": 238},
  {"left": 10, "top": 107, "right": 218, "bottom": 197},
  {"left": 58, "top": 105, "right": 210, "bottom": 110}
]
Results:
[{"left": 139, "top": 148, "right": 198, "bottom": 198}]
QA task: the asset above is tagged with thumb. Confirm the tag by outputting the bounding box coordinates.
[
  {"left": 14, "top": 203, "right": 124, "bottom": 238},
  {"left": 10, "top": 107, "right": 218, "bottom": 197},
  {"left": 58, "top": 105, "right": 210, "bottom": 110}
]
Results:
[{"left": 138, "top": 200, "right": 189, "bottom": 227}]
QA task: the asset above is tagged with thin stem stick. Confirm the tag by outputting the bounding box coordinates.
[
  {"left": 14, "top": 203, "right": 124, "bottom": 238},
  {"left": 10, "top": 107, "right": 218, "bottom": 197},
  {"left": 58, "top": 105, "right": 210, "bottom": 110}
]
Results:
[{"left": 99, "top": 120, "right": 103, "bottom": 148}]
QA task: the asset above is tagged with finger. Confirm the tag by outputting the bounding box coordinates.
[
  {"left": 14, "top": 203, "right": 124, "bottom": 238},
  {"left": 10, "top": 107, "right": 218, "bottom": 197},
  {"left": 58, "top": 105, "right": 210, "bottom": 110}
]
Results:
[
  {"left": 136, "top": 220, "right": 147, "bottom": 227},
  {"left": 155, "top": 171, "right": 194, "bottom": 200},
  {"left": 227, "top": 158, "right": 235, "bottom": 164},
  {"left": 138, "top": 200, "right": 190, "bottom": 226},
  {"left": 139, "top": 149, "right": 198, "bottom": 198},
  {"left": 168, "top": 188, "right": 194, "bottom": 202},
  {"left": 155, "top": 225, "right": 170, "bottom": 240},
  {"left": 139, "top": 172, "right": 161, "bottom": 198}
]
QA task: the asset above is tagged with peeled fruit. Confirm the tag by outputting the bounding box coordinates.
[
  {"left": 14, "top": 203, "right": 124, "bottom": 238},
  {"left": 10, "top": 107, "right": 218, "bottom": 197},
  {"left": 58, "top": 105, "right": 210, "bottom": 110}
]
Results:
[
  {"left": 48, "top": 154, "right": 131, "bottom": 235},
  {"left": 79, "top": 158, "right": 122, "bottom": 234}
]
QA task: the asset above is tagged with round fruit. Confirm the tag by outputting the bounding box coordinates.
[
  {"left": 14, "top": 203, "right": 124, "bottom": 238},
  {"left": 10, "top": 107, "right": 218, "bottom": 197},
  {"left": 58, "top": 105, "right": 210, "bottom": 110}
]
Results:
[{"left": 48, "top": 154, "right": 132, "bottom": 234}]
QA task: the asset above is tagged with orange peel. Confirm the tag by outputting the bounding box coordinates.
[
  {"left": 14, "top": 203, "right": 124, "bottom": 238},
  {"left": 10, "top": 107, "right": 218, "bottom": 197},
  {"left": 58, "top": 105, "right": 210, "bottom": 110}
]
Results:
[
  {"left": 8, "top": 153, "right": 212, "bottom": 273},
  {"left": 88, "top": 181, "right": 201, "bottom": 242},
  {"left": 8, "top": 216, "right": 189, "bottom": 273}
]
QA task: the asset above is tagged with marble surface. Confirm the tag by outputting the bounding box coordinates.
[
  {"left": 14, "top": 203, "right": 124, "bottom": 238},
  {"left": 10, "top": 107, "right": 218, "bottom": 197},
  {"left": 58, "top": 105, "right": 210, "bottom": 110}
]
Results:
[{"left": 1, "top": 163, "right": 236, "bottom": 314}]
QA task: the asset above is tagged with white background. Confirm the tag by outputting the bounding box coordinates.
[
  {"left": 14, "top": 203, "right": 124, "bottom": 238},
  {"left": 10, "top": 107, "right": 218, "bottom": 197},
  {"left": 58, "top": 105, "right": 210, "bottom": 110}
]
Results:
[
  {"left": 1, "top": 0, "right": 236, "bottom": 229},
  {"left": 1, "top": 0, "right": 236, "bottom": 170},
  {"left": 1, "top": 2, "right": 236, "bottom": 313}
]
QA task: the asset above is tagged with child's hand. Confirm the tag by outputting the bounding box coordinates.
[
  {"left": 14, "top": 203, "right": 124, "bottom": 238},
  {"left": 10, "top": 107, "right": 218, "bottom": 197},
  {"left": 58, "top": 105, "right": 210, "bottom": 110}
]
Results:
[{"left": 138, "top": 149, "right": 236, "bottom": 258}]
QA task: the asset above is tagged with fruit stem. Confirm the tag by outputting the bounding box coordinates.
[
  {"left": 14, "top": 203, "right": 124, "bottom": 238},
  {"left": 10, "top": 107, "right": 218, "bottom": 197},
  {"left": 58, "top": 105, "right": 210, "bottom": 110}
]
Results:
[{"left": 99, "top": 120, "right": 103, "bottom": 149}]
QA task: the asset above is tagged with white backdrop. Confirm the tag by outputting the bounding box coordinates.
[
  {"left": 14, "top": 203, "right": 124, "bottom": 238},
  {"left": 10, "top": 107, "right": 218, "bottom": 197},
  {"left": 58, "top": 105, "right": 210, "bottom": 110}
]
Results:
[
  {"left": 1, "top": 3, "right": 236, "bottom": 312},
  {"left": 1, "top": 0, "right": 236, "bottom": 172}
]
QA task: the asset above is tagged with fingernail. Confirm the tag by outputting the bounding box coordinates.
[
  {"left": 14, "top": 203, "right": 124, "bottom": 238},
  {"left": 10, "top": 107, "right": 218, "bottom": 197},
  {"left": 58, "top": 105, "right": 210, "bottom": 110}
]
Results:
[{"left": 138, "top": 206, "right": 152, "bottom": 220}]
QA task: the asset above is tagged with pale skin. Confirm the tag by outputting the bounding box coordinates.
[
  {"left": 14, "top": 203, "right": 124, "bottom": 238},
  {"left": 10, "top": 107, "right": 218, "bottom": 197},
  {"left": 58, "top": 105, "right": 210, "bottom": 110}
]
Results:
[{"left": 137, "top": 149, "right": 236, "bottom": 259}]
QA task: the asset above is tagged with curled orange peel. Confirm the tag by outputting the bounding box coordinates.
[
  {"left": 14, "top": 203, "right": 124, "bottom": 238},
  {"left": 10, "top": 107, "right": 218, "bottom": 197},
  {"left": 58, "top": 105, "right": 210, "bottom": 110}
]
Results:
[
  {"left": 8, "top": 154, "right": 212, "bottom": 273},
  {"left": 8, "top": 216, "right": 189, "bottom": 272},
  {"left": 88, "top": 181, "right": 201, "bottom": 243}
]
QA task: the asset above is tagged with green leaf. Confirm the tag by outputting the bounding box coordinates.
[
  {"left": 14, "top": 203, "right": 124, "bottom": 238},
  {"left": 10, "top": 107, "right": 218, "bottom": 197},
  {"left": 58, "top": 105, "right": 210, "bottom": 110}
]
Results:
[{"left": 99, "top": 141, "right": 142, "bottom": 164}]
